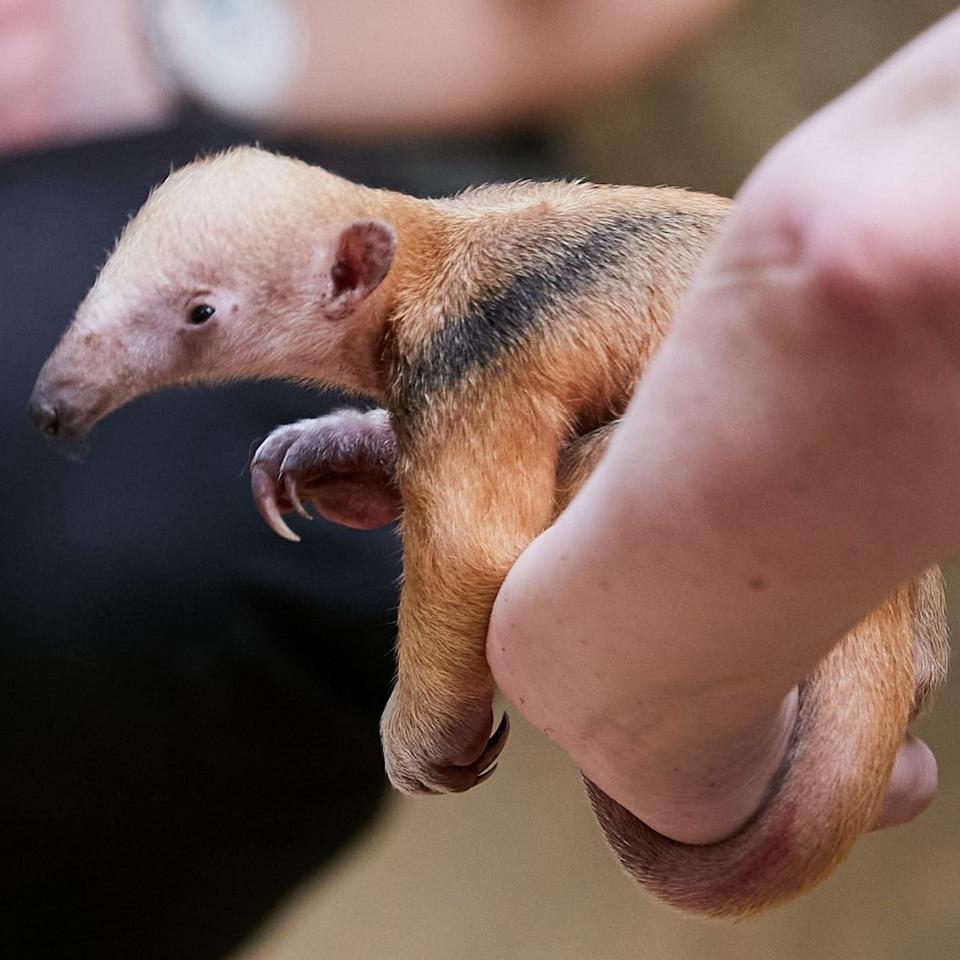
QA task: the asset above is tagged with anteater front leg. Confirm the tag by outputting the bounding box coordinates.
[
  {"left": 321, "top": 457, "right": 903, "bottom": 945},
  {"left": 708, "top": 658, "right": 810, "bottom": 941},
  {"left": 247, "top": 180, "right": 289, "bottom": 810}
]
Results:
[
  {"left": 382, "top": 409, "right": 562, "bottom": 794},
  {"left": 250, "top": 408, "right": 401, "bottom": 536}
]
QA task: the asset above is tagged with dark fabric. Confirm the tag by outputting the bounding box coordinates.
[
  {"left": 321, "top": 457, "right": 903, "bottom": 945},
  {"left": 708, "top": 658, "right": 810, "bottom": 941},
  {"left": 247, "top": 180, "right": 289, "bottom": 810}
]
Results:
[
  {"left": 0, "top": 119, "right": 560, "bottom": 959},
  {"left": 1, "top": 121, "right": 397, "bottom": 960}
]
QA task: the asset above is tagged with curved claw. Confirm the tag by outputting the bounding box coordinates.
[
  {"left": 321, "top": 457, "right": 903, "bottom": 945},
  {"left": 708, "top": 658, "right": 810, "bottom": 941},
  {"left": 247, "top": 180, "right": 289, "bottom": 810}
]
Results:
[
  {"left": 476, "top": 713, "right": 510, "bottom": 773},
  {"left": 410, "top": 714, "right": 511, "bottom": 795},
  {"left": 283, "top": 472, "right": 313, "bottom": 521},
  {"left": 251, "top": 463, "right": 300, "bottom": 542},
  {"left": 475, "top": 765, "right": 498, "bottom": 786}
]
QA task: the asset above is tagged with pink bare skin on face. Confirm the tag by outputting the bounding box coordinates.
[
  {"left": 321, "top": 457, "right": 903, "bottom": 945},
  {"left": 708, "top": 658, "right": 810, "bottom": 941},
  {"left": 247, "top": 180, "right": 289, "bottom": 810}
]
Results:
[{"left": 28, "top": 152, "right": 398, "bottom": 445}]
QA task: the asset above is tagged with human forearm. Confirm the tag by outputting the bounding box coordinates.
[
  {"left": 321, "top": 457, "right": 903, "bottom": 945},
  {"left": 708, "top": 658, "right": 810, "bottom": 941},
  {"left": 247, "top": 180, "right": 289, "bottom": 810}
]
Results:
[
  {"left": 489, "top": 227, "right": 951, "bottom": 840},
  {"left": 488, "top": 8, "right": 960, "bottom": 844},
  {"left": 5, "top": 0, "right": 735, "bottom": 153},
  {"left": 267, "top": 0, "right": 736, "bottom": 136}
]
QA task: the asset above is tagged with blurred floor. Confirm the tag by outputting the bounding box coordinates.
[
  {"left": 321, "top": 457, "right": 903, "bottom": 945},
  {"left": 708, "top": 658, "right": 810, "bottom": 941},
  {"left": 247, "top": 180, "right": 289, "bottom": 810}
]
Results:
[{"left": 234, "top": 566, "right": 960, "bottom": 960}]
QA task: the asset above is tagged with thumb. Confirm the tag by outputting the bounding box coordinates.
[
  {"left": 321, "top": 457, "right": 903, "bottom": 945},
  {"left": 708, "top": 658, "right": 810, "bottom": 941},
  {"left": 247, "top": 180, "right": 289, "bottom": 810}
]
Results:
[{"left": 872, "top": 734, "right": 938, "bottom": 831}]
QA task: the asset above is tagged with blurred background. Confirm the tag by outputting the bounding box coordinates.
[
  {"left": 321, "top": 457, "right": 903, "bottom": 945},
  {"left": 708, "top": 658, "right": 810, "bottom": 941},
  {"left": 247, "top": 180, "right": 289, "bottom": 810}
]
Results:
[{"left": 2, "top": 1, "right": 958, "bottom": 958}]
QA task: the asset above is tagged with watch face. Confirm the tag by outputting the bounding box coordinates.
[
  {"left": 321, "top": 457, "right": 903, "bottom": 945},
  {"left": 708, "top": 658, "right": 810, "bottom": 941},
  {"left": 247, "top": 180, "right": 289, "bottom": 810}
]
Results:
[{"left": 147, "top": 0, "right": 307, "bottom": 118}]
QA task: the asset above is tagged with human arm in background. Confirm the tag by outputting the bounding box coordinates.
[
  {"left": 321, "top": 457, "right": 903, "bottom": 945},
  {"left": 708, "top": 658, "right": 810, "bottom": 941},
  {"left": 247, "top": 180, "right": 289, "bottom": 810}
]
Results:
[
  {"left": 0, "top": 0, "right": 736, "bottom": 154},
  {"left": 0, "top": 0, "right": 174, "bottom": 153},
  {"left": 259, "top": 0, "right": 737, "bottom": 136},
  {"left": 487, "top": 8, "right": 960, "bottom": 845}
]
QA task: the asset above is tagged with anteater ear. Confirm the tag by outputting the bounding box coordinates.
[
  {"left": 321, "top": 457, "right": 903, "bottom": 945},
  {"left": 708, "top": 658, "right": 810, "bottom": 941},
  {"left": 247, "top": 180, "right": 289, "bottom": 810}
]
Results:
[{"left": 324, "top": 219, "right": 396, "bottom": 313}]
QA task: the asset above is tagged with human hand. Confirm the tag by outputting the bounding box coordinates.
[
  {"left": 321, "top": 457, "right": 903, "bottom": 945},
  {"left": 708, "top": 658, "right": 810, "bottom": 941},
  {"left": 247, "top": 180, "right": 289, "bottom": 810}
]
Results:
[
  {"left": 0, "top": 0, "right": 173, "bottom": 156},
  {"left": 488, "top": 9, "right": 960, "bottom": 845}
]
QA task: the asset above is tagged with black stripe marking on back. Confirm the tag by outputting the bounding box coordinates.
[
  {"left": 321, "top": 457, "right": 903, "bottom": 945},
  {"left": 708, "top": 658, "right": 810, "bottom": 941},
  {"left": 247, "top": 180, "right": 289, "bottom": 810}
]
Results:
[{"left": 393, "top": 210, "right": 716, "bottom": 417}]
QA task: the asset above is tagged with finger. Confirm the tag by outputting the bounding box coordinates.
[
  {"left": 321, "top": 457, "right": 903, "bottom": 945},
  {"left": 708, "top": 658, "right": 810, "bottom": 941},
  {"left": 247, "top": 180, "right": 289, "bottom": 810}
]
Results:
[{"left": 872, "top": 734, "right": 938, "bottom": 831}]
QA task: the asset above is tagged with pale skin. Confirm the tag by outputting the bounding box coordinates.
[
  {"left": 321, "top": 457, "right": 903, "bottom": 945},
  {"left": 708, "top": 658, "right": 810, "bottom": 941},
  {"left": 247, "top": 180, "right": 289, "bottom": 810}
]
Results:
[
  {"left": 0, "top": 0, "right": 734, "bottom": 153},
  {"left": 0, "top": 0, "right": 175, "bottom": 153},
  {"left": 274, "top": 0, "right": 736, "bottom": 136},
  {"left": 487, "top": 8, "right": 960, "bottom": 845}
]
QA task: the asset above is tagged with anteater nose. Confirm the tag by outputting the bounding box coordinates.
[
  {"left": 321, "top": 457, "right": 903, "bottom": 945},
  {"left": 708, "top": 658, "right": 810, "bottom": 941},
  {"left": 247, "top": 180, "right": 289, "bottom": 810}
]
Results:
[{"left": 29, "top": 398, "right": 62, "bottom": 437}]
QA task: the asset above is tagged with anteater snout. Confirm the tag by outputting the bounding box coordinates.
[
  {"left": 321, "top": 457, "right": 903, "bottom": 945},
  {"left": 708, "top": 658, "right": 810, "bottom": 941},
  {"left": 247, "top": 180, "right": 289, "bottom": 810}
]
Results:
[
  {"left": 28, "top": 367, "right": 115, "bottom": 449},
  {"left": 28, "top": 395, "right": 63, "bottom": 438},
  {"left": 27, "top": 382, "right": 91, "bottom": 446}
]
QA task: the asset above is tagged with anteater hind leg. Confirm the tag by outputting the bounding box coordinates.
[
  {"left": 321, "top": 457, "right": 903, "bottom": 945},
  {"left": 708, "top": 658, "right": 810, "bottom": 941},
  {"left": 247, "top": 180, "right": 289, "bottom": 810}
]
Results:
[
  {"left": 556, "top": 422, "right": 942, "bottom": 917},
  {"left": 554, "top": 420, "right": 622, "bottom": 518}
]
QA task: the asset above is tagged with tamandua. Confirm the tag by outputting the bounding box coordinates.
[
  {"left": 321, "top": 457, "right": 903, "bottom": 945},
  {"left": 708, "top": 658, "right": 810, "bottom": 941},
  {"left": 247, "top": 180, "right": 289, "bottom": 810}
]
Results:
[{"left": 30, "top": 147, "right": 948, "bottom": 917}]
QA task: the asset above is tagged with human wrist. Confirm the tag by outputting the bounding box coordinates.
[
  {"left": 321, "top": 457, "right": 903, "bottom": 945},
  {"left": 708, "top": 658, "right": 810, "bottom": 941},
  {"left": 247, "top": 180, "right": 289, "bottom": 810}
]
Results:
[
  {"left": 488, "top": 525, "right": 799, "bottom": 846},
  {"left": 574, "top": 687, "right": 799, "bottom": 845}
]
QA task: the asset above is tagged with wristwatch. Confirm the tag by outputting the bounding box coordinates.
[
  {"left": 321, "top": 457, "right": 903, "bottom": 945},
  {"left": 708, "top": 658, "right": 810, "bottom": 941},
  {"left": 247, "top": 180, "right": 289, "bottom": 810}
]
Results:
[{"left": 141, "top": 0, "right": 307, "bottom": 121}]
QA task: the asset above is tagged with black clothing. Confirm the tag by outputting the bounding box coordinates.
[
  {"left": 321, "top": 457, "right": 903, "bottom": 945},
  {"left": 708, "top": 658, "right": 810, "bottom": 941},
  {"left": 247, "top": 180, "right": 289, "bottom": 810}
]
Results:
[{"left": 1, "top": 119, "right": 559, "bottom": 959}]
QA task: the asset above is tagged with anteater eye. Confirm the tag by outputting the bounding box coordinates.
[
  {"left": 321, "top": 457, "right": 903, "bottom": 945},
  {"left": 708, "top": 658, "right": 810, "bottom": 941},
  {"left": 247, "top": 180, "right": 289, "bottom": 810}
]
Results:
[{"left": 188, "top": 303, "right": 216, "bottom": 325}]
